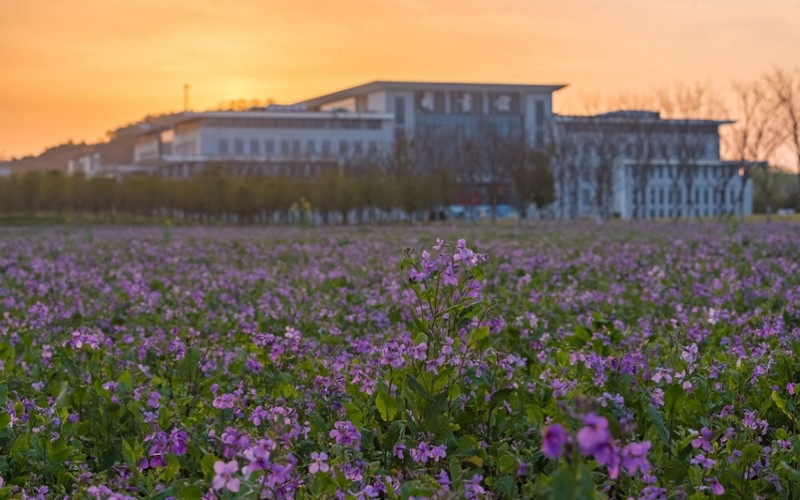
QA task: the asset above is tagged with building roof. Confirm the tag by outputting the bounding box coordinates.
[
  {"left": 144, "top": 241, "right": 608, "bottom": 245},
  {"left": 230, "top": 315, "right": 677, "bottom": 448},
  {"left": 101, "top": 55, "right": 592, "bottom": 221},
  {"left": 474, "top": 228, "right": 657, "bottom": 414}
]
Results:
[
  {"left": 555, "top": 111, "right": 734, "bottom": 127},
  {"left": 293, "top": 80, "right": 568, "bottom": 108}
]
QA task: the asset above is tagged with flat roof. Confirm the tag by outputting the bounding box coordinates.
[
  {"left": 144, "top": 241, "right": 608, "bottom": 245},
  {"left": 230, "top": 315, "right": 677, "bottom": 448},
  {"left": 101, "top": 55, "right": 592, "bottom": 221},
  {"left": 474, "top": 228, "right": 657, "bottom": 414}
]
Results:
[
  {"left": 555, "top": 113, "right": 734, "bottom": 126},
  {"left": 135, "top": 110, "right": 395, "bottom": 136},
  {"left": 294, "top": 80, "right": 568, "bottom": 108}
]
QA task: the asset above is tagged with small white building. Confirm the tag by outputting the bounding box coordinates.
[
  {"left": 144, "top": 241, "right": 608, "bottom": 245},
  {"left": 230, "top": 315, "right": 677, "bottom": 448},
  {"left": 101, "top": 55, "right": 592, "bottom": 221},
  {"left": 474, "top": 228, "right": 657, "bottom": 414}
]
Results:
[{"left": 549, "top": 111, "right": 754, "bottom": 220}]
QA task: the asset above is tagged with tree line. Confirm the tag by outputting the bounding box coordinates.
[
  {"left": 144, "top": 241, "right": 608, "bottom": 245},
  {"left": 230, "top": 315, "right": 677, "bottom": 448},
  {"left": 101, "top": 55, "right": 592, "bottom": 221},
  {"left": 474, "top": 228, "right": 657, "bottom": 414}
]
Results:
[{"left": 0, "top": 147, "right": 555, "bottom": 225}]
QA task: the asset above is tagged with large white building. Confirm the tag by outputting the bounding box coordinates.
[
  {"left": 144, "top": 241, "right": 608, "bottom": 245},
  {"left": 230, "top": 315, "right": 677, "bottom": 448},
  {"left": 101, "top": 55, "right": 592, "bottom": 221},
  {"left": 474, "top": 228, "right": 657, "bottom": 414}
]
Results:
[
  {"left": 134, "top": 109, "right": 395, "bottom": 178},
  {"left": 129, "top": 80, "right": 755, "bottom": 219}
]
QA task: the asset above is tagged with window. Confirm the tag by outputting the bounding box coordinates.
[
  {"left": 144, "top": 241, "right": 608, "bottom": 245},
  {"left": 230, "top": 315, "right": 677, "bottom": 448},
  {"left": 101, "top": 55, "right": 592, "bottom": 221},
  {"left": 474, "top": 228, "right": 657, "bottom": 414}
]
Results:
[
  {"left": 339, "top": 140, "right": 349, "bottom": 155},
  {"left": 395, "top": 97, "right": 406, "bottom": 125},
  {"left": 280, "top": 140, "right": 290, "bottom": 155},
  {"left": 291, "top": 140, "right": 301, "bottom": 155},
  {"left": 307, "top": 140, "right": 316, "bottom": 155},
  {"left": 234, "top": 139, "right": 244, "bottom": 154},
  {"left": 322, "top": 140, "right": 331, "bottom": 155},
  {"left": 650, "top": 189, "right": 655, "bottom": 204},
  {"left": 659, "top": 189, "right": 664, "bottom": 205},
  {"left": 353, "top": 140, "right": 363, "bottom": 155},
  {"left": 535, "top": 100, "right": 545, "bottom": 126},
  {"left": 250, "top": 139, "right": 260, "bottom": 155},
  {"left": 265, "top": 139, "right": 274, "bottom": 154},
  {"left": 219, "top": 139, "right": 229, "bottom": 155},
  {"left": 368, "top": 141, "right": 378, "bottom": 155}
]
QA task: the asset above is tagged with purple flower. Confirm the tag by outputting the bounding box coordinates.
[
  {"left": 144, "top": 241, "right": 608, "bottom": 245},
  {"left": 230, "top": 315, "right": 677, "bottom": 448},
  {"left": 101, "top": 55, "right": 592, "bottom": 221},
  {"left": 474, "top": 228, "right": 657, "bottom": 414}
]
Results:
[
  {"left": 170, "top": 428, "right": 188, "bottom": 455},
  {"left": 691, "top": 454, "right": 716, "bottom": 470},
  {"left": 464, "top": 474, "right": 486, "bottom": 499},
  {"left": 146, "top": 391, "right": 161, "bottom": 409},
  {"left": 212, "top": 393, "right": 236, "bottom": 409},
  {"left": 242, "top": 439, "right": 273, "bottom": 478},
  {"left": 541, "top": 424, "right": 568, "bottom": 460},
  {"left": 437, "top": 469, "right": 451, "bottom": 489},
  {"left": 410, "top": 441, "right": 430, "bottom": 463},
  {"left": 329, "top": 420, "right": 361, "bottom": 449},
  {"left": 577, "top": 414, "right": 619, "bottom": 478},
  {"left": 691, "top": 427, "right": 714, "bottom": 452},
  {"left": 620, "top": 441, "right": 651, "bottom": 476},
  {"left": 250, "top": 405, "right": 269, "bottom": 426},
  {"left": 429, "top": 444, "right": 447, "bottom": 462},
  {"left": 309, "top": 452, "right": 329, "bottom": 475},
  {"left": 212, "top": 460, "right": 240, "bottom": 493},
  {"left": 576, "top": 414, "right": 612, "bottom": 457},
  {"left": 707, "top": 477, "right": 725, "bottom": 495}
]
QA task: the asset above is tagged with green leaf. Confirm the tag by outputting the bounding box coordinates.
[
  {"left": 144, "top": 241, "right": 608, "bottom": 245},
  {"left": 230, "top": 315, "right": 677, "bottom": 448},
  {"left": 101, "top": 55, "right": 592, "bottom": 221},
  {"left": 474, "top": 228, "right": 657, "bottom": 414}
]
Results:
[
  {"left": 406, "top": 374, "right": 432, "bottom": 401},
  {"left": 176, "top": 485, "right": 203, "bottom": 500},
  {"left": 467, "top": 325, "right": 491, "bottom": 353},
  {"left": 647, "top": 404, "right": 670, "bottom": 445},
  {"left": 376, "top": 391, "right": 398, "bottom": 421},
  {"left": 164, "top": 454, "right": 181, "bottom": 481},
  {"left": 489, "top": 388, "right": 514, "bottom": 411},
  {"left": 48, "top": 444, "right": 71, "bottom": 463},
  {"left": 179, "top": 348, "right": 202, "bottom": 378},
  {"left": 551, "top": 468, "right": 577, "bottom": 499},
  {"left": 772, "top": 391, "right": 795, "bottom": 421},
  {"left": 411, "top": 313, "right": 428, "bottom": 335},
  {"left": 117, "top": 371, "right": 133, "bottom": 391},
  {"left": 201, "top": 454, "right": 219, "bottom": 479}
]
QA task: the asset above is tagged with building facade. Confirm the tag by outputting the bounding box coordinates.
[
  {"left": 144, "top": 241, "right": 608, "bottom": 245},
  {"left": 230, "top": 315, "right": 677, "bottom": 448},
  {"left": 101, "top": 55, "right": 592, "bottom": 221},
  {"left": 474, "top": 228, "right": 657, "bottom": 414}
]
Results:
[
  {"left": 126, "top": 80, "right": 755, "bottom": 219},
  {"left": 134, "top": 110, "right": 395, "bottom": 178},
  {"left": 548, "top": 111, "right": 753, "bottom": 220}
]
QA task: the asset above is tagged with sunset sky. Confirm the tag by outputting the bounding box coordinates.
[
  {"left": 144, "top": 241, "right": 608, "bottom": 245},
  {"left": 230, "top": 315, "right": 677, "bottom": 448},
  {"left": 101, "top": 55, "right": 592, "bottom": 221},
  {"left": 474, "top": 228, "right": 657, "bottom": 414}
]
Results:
[{"left": 1, "top": 0, "right": 799, "bottom": 159}]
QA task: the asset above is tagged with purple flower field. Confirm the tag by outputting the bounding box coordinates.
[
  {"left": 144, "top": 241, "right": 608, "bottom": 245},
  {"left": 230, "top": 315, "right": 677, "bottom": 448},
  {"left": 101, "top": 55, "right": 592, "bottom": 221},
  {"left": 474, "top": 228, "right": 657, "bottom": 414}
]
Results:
[{"left": 0, "top": 223, "right": 799, "bottom": 499}]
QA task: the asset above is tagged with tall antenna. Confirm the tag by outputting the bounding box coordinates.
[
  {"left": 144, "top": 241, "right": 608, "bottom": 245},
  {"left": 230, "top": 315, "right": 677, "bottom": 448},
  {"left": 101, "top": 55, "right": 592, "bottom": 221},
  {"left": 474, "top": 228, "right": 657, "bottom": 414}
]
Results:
[{"left": 183, "top": 83, "right": 190, "bottom": 111}]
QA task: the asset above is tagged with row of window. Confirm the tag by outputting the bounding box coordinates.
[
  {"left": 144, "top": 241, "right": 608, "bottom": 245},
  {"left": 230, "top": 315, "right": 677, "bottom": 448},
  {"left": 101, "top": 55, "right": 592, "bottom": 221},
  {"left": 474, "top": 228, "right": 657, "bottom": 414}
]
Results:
[
  {"left": 649, "top": 164, "right": 731, "bottom": 180},
  {"left": 649, "top": 208, "right": 730, "bottom": 219},
  {"left": 217, "top": 138, "right": 382, "bottom": 157},
  {"left": 163, "top": 162, "right": 334, "bottom": 179},
  {"left": 641, "top": 187, "right": 740, "bottom": 206},
  {"left": 571, "top": 188, "right": 741, "bottom": 207},
  {"left": 204, "top": 117, "right": 386, "bottom": 130},
  {"left": 577, "top": 142, "right": 714, "bottom": 160}
]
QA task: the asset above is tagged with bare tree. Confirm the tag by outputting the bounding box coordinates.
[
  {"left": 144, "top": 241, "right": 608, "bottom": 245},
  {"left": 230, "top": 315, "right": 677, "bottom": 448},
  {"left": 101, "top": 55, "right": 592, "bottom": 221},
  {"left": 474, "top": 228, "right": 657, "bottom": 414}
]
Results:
[
  {"left": 656, "top": 82, "right": 727, "bottom": 219},
  {"left": 726, "top": 80, "right": 785, "bottom": 221},
  {"left": 546, "top": 119, "right": 582, "bottom": 219},
  {"left": 627, "top": 117, "right": 661, "bottom": 220},
  {"left": 765, "top": 68, "right": 800, "bottom": 200}
]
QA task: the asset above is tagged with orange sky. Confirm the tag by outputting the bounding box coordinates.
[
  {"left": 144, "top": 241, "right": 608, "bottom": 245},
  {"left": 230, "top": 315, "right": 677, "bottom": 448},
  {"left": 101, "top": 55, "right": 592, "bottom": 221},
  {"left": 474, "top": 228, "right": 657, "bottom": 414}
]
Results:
[{"left": 1, "top": 0, "right": 799, "bottom": 159}]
